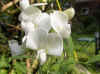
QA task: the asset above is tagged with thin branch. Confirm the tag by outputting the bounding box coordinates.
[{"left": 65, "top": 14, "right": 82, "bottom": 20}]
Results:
[
  {"left": 7, "top": 24, "right": 21, "bottom": 30},
  {"left": 0, "top": 1, "right": 5, "bottom": 6},
  {"left": 30, "top": 0, "right": 34, "bottom": 4},
  {"left": 26, "top": 58, "right": 31, "bottom": 74},
  {"left": 1, "top": 0, "right": 20, "bottom": 12},
  {"left": 7, "top": 9, "right": 19, "bottom": 14},
  {"left": 32, "top": 58, "right": 39, "bottom": 73},
  {"left": 26, "top": 53, "right": 32, "bottom": 74}
]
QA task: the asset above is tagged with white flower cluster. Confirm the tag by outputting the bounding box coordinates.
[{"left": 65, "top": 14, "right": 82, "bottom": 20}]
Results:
[{"left": 9, "top": 0, "right": 75, "bottom": 65}]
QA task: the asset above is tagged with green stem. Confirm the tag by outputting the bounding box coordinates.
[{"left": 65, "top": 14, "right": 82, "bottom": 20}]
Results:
[{"left": 66, "top": 37, "right": 74, "bottom": 58}]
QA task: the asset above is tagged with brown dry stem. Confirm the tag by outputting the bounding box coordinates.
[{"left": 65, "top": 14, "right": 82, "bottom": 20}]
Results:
[
  {"left": 7, "top": 24, "right": 21, "bottom": 31},
  {"left": 1, "top": 0, "right": 20, "bottom": 12}
]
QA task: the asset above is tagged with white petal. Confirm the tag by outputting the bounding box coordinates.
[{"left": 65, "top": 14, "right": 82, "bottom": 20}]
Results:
[
  {"left": 19, "top": 0, "right": 30, "bottom": 10},
  {"left": 25, "top": 28, "right": 48, "bottom": 50},
  {"left": 37, "top": 49, "right": 47, "bottom": 65},
  {"left": 59, "top": 24, "right": 71, "bottom": 38},
  {"left": 50, "top": 11, "right": 71, "bottom": 38},
  {"left": 22, "top": 35, "right": 27, "bottom": 43},
  {"left": 47, "top": 33, "right": 63, "bottom": 56},
  {"left": 21, "top": 21, "right": 35, "bottom": 34},
  {"left": 8, "top": 40, "right": 24, "bottom": 56},
  {"left": 25, "top": 34, "right": 38, "bottom": 50},
  {"left": 63, "top": 7, "right": 75, "bottom": 20},
  {"left": 19, "top": 6, "right": 41, "bottom": 21},
  {"left": 22, "top": 35, "right": 27, "bottom": 49},
  {"left": 33, "top": 13, "right": 51, "bottom": 32}
]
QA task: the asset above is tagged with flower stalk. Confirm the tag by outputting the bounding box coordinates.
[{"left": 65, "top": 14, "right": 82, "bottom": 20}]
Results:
[
  {"left": 32, "top": 58, "right": 39, "bottom": 73},
  {"left": 56, "top": 0, "right": 62, "bottom": 11},
  {"left": 26, "top": 53, "right": 31, "bottom": 74}
]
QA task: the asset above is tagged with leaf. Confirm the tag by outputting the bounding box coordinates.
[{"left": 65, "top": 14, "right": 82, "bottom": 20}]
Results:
[
  {"left": 51, "top": 64, "right": 60, "bottom": 71},
  {"left": 11, "top": 55, "right": 30, "bottom": 60},
  {"left": 14, "top": 62, "right": 27, "bottom": 74},
  {"left": 87, "top": 55, "right": 100, "bottom": 64},
  {"left": 0, "top": 69, "right": 8, "bottom": 74},
  {"left": 0, "top": 55, "right": 9, "bottom": 68},
  {"left": 64, "top": 37, "right": 74, "bottom": 58}
]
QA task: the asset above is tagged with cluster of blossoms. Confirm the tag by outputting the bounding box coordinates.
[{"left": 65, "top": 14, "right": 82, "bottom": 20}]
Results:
[{"left": 9, "top": 0, "right": 75, "bottom": 65}]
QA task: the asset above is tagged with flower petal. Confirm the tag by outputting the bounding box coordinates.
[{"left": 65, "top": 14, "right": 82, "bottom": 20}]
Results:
[
  {"left": 25, "top": 28, "right": 48, "bottom": 50},
  {"left": 19, "top": 0, "right": 30, "bottom": 10},
  {"left": 37, "top": 49, "right": 47, "bottom": 65},
  {"left": 21, "top": 21, "right": 35, "bottom": 34},
  {"left": 8, "top": 40, "right": 24, "bottom": 56},
  {"left": 33, "top": 13, "right": 51, "bottom": 32},
  {"left": 63, "top": 7, "right": 75, "bottom": 20},
  {"left": 19, "top": 6, "right": 41, "bottom": 22},
  {"left": 50, "top": 11, "right": 71, "bottom": 38},
  {"left": 47, "top": 33, "right": 63, "bottom": 56},
  {"left": 22, "top": 35, "right": 27, "bottom": 43}
]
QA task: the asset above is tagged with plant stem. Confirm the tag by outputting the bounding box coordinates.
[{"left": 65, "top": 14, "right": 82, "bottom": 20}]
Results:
[
  {"left": 2, "top": 0, "right": 19, "bottom": 11},
  {"left": 56, "top": 0, "right": 62, "bottom": 11},
  {"left": 67, "top": 37, "right": 74, "bottom": 57},
  {"left": 26, "top": 53, "right": 31, "bottom": 74},
  {"left": 32, "top": 58, "right": 39, "bottom": 74}
]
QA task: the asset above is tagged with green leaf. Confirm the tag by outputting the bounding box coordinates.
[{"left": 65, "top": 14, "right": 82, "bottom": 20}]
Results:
[
  {"left": 11, "top": 55, "right": 30, "bottom": 60},
  {"left": 14, "top": 62, "right": 27, "bottom": 74},
  {"left": 87, "top": 55, "right": 100, "bottom": 64},
  {"left": 0, "top": 69, "right": 8, "bottom": 74},
  {"left": 0, "top": 55, "right": 9, "bottom": 68},
  {"left": 51, "top": 64, "right": 60, "bottom": 71}
]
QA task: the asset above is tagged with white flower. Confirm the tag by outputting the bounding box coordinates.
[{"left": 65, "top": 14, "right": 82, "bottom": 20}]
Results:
[
  {"left": 8, "top": 40, "right": 24, "bottom": 56},
  {"left": 23, "top": 28, "right": 47, "bottom": 50},
  {"left": 24, "top": 28, "right": 63, "bottom": 55},
  {"left": 46, "top": 33, "right": 63, "bottom": 56},
  {"left": 33, "top": 13, "right": 51, "bottom": 32},
  {"left": 19, "top": 6, "right": 51, "bottom": 33},
  {"left": 21, "top": 21, "right": 35, "bottom": 34},
  {"left": 37, "top": 49, "right": 47, "bottom": 65},
  {"left": 50, "top": 11, "right": 71, "bottom": 38},
  {"left": 63, "top": 7, "right": 75, "bottom": 20},
  {"left": 19, "top": 6, "right": 41, "bottom": 22},
  {"left": 23, "top": 28, "right": 63, "bottom": 64},
  {"left": 19, "top": 0, "right": 30, "bottom": 10},
  {"left": 19, "top": 4, "right": 66, "bottom": 65}
]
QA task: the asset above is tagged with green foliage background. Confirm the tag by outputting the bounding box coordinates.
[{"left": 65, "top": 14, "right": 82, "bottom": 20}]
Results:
[{"left": 0, "top": 0, "right": 100, "bottom": 74}]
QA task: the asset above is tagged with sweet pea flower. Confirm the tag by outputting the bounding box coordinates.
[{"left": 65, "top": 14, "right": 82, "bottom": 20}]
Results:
[
  {"left": 19, "top": 6, "right": 41, "bottom": 22},
  {"left": 19, "top": 6, "right": 51, "bottom": 47},
  {"left": 8, "top": 40, "right": 24, "bottom": 56},
  {"left": 19, "top": 1, "right": 64, "bottom": 65},
  {"left": 19, "top": 0, "right": 50, "bottom": 33},
  {"left": 19, "top": 0, "right": 30, "bottom": 10},
  {"left": 37, "top": 49, "right": 47, "bottom": 65},
  {"left": 19, "top": 6, "right": 51, "bottom": 33},
  {"left": 23, "top": 28, "right": 63, "bottom": 65},
  {"left": 50, "top": 11, "right": 71, "bottom": 38},
  {"left": 63, "top": 7, "right": 75, "bottom": 20}
]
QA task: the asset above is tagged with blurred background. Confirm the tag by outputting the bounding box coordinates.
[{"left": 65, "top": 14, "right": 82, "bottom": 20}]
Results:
[{"left": 0, "top": 0, "right": 100, "bottom": 74}]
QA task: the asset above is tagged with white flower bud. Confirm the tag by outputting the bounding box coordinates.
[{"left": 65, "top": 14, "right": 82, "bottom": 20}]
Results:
[
  {"left": 8, "top": 40, "right": 23, "bottom": 56},
  {"left": 37, "top": 49, "right": 47, "bottom": 65},
  {"left": 20, "top": 0, "right": 30, "bottom": 10},
  {"left": 64, "top": 7, "right": 75, "bottom": 20}
]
